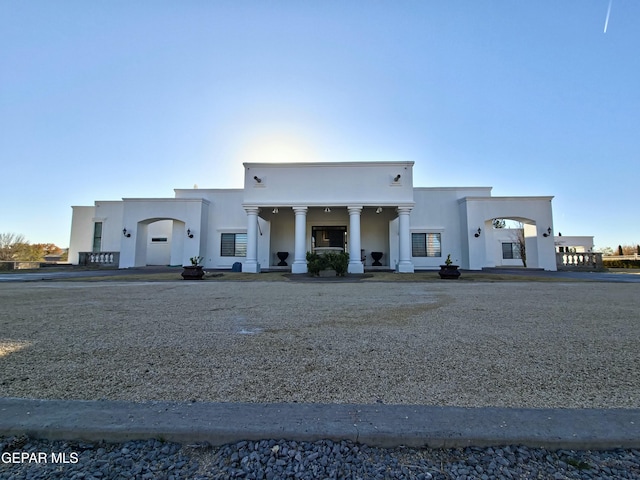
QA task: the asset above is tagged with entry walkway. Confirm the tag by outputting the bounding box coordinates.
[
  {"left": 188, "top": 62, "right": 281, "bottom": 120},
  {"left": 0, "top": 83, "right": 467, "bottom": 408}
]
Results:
[{"left": 1, "top": 398, "right": 638, "bottom": 450}]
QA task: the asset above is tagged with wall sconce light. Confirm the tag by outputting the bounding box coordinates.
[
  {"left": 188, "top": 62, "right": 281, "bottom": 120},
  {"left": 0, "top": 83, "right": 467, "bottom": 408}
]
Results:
[
  {"left": 543, "top": 227, "right": 552, "bottom": 237},
  {"left": 187, "top": 229, "right": 194, "bottom": 238},
  {"left": 376, "top": 207, "right": 383, "bottom": 214},
  {"left": 394, "top": 174, "right": 401, "bottom": 182},
  {"left": 272, "top": 207, "right": 279, "bottom": 214},
  {"left": 474, "top": 227, "right": 482, "bottom": 238},
  {"left": 324, "top": 207, "right": 331, "bottom": 213},
  {"left": 122, "top": 228, "right": 131, "bottom": 238},
  {"left": 253, "top": 176, "right": 262, "bottom": 183}
]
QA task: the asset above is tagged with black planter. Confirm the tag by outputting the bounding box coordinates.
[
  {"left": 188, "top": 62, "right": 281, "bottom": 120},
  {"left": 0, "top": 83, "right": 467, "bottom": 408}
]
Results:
[
  {"left": 181, "top": 265, "right": 204, "bottom": 280},
  {"left": 276, "top": 251, "right": 289, "bottom": 266},
  {"left": 438, "top": 264, "right": 461, "bottom": 279}
]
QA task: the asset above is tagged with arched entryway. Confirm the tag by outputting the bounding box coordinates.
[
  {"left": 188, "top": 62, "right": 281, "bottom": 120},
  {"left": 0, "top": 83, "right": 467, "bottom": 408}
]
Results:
[
  {"left": 133, "top": 218, "right": 186, "bottom": 267},
  {"left": 460, "top": 196, "right": 556, "bottom": 271},
  {"left": 486, "top": 217, "right": 540, "bottom": 268}
]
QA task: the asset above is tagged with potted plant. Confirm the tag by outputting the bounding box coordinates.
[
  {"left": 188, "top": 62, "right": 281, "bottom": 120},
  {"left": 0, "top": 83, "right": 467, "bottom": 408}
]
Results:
[
  {"left": 181, "top": 256, "right": 205, "bottom": 280},
  {"left": 438, "top": 254, "right": 461, "bottom": 279}
]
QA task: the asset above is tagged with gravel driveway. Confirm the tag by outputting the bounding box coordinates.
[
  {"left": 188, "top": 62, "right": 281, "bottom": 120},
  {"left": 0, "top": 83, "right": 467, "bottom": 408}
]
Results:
[{"left": 1, "top": 280, "right": 638, "bottom": 409}]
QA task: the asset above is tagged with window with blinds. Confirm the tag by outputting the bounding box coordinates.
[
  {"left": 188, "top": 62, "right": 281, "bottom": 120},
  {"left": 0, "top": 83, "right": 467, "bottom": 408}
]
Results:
[
  {"left": 411, "top": 233, "right": 441, "bottom": 257},
  {"left": 221, "top": 233, "right": 247, "bottom": 257},
  {"left": 502, "top": 242, "right": 521, "bottom": 259}
]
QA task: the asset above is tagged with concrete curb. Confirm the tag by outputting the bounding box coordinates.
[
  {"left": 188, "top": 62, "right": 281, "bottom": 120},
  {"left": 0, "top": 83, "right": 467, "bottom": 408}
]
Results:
[{"left": 1, "top": 398, "right": 639, "bottom": 450}]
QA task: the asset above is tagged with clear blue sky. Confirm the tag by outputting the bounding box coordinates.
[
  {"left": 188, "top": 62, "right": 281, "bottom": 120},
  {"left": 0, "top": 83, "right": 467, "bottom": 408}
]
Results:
[{"left": 1, "top": 1, "right": 638, "bottom": 250}]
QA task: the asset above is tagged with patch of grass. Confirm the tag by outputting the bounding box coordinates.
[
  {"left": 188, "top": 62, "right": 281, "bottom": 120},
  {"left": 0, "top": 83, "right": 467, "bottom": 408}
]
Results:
[
  {"left": 564, "top": 457, "right": 592, "bottom": 470},
  {"left": 47, "top": 269, "right": 589, "bottom": 283},
  {"left": 361, "top": 271, "right": 585, "bottom": 283}
]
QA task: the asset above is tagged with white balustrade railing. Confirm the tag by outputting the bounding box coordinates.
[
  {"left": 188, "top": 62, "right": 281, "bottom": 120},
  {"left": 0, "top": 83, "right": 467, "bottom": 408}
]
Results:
[
  {"left": 79, "top": 252, "right": 119, "bottom": 266},
  {"left": 556, "top": 252, "right": 603, "bottom": 270}
]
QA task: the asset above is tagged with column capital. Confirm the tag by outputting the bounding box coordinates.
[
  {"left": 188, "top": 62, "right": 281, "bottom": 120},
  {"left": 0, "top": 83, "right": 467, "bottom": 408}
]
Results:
[
  {"left": 396, "top": 206, "right": 413, "bottom": 215},
  {"left": 347, "top": 206, "right": 363, "bottom": 214},
  {"left": 244, "top": 206, "right": 260, "bottom": 215},
  {"left": 292, "top": 206, "right": 308, "bottom": 214}
]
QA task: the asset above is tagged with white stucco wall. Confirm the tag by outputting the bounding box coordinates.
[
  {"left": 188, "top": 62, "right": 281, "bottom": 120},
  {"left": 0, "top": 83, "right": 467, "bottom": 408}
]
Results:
[
  {"left": 243, "top": 162, "right": 415, "bottom": 208},
  {"left": 67, "top": 162, "right": 562, "bottom": 272},
  {"left": 146, "top": 220, "right": 173, "bottom": 265},
  {"left": 411, "top": 188, "right": 491, "bottom": 269},
  {"left": 94, "top": 201, "right": 125, "bottom": 253},
  {"left": 68, "top": 206, "right": 95, "bottom": 265}
]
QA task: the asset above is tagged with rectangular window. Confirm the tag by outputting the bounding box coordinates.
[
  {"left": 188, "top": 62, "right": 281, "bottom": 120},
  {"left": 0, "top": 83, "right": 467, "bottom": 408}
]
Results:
[
  {"left": 92, "top": 222, "right": 102, "bottom": 253},
  {"left": 502, "top": 242, "right": 521, "bottom": 259},
  {"left": 411, "top": 233, "right": 441, "bottom": 257},
  {"left": 221, "top": 233, "right": 247, "bottom": 257}
]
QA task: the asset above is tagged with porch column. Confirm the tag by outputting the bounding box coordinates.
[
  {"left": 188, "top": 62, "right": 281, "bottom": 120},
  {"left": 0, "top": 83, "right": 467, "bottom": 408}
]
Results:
[
  {"left": 292, "top": 206, "right": 308, "bottom": 274},
  {"left": 243, "top": 207, "right": 260, "bottom": 273},
  {"left": 347, "top": 206, "right": 364, "bottom": 274},
  {"left": 397, "top": 206, "right": 414, "bottom": 273}
]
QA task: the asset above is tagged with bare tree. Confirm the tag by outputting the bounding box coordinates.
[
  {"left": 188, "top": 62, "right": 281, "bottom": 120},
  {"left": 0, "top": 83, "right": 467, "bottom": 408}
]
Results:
[
  {"left": 0, "top": 233, "right": 27, "bottom": 261},
  {"left": 511, "top": 223, "right": 527, "bottom": 268}
]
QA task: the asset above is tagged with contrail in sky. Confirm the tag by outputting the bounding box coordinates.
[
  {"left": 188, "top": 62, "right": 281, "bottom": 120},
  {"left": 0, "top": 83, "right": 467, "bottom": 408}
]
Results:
[{"left": 604, "top": 0, "right": 612, "bottom": 33}]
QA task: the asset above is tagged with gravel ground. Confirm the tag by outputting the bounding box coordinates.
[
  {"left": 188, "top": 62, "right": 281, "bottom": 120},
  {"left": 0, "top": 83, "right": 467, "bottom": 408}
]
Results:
[
  {"left": 2, "top": 435, "right": 640, "bottom": 479},
  {"left": 1, "top": 280, "right": 639, "bottom": 408},
  {"left": 1, "top": 279, "right": 639, "bottom": 479}
]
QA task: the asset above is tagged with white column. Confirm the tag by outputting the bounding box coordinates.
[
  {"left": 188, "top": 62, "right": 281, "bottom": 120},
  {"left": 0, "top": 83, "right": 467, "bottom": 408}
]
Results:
[
  {"left": 347, "top": 206, "right": 364, "bottom": 274},
  {"left": 243, "top": 207, "right": 260, "bottom": 273},
  {"left": 292, "top": 206, "right": 308, "bottom": 274},
  {"left": 397, "top": 206, "right": 414, "bottom": 273}
]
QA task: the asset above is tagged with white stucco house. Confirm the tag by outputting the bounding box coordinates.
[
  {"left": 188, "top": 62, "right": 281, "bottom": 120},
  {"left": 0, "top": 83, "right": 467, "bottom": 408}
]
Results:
[
  {"left": 68, "top": 161, "right": 558, "bottom": 272},
  {"left": 554, "top": 235, "right": 594, "bottom": 253}
]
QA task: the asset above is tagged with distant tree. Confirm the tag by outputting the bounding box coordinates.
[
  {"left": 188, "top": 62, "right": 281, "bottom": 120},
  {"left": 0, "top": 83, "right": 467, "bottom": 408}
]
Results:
[
  {"left": 0, "top": 233, "right": 27, "bottom": 261},
  {"left": 33, "top": 243, "right": 63, "bottom": 257},
  {"left": 618, "top": 245, "right": 624, "bottom": 255},
  {"left": 0, "top": 234, "right": 64, "bottom": 262},
  {"left": 637, "top": 245, "right": 640, "bottom": 255},
  {"left": 597, "top": 246, "right": 614, "bottom": 256},
  {"left": 619, "top": 244, "right": 639, "bottom": 255},
  {"left": 511, "top": 223, "right": 527, "bottom": 268},
  {"left": 492, "top": 218, "right": 506, "bottom": 229}
]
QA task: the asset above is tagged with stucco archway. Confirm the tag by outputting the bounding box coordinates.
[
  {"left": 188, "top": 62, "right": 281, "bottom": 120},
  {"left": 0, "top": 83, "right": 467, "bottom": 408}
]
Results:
[
  {"left": 460, "top": 196, "right": 556, "bottom": 271},
  {"left": 132, "top": 218, "right": 186, "bottom": 267},
  {"left": 483, "top": 217, "right": 541, "bottom": 268},
  {"left": 119, "top": 198, "right": 209, "bottom": 268}
]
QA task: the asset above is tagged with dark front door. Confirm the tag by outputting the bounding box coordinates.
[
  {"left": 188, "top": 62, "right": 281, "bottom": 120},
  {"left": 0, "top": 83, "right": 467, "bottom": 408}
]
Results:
[{"left": 312, "top": 226, "right": 347, "bottom": 251}]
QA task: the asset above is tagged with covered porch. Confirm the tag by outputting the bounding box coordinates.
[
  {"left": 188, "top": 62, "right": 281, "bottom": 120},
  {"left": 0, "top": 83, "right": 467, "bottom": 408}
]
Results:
[
  {"left": 241, "top": 161, "right": 416, "bottom": 274},
  {"left": 244, "top": 205, "right": 415, "bottom": 274}
]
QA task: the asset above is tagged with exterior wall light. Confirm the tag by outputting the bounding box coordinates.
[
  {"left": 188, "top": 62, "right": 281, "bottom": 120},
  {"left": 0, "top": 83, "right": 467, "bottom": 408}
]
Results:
[
  {"left": 324, "top": 207, "right": 331, "bottom": 213},
  {"left": 253, "top": 176, "right": 262, "bottom": 183},
  {"left": 122, "top": 228, "right": 131, "bottom": 237},
  {"left": 394, "top": 174, "right": 401, "bottom": 182},
  {"left": 474, "top": 227, "right": 482, "bottom": 238},
  {"left": 187, "top": 229, "right": 194, "bottom": 238},
  {"left": 543, "top": 227, "right": 552, "bottom": 237},
  {"left": 376, "top": 207, "right": 383, "bottom": 214},
  {"left": 272, "top": 208, "right": 279, "bottom": 214}
]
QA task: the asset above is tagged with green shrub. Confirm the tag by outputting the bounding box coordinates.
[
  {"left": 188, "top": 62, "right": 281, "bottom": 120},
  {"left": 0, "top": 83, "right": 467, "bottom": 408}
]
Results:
[
  {"left": 603, "top": 259, "right": 640, "bottom": 269},
  {"left": 306, "top": 251, "right": 328, "bottom": 276},
  {"left": 324, "top": 251, "right": 350, "bottom": 276},
  {"left": 305, "top": 250, "right": 350, "bottom": 276}
]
